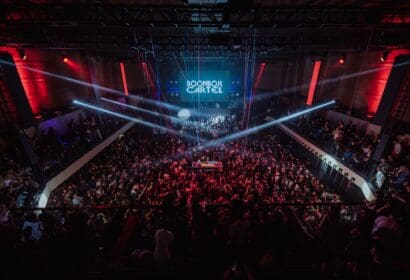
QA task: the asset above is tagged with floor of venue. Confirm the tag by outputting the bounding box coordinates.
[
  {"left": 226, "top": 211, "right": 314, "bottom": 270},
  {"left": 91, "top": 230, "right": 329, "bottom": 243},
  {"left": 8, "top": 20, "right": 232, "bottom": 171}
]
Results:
[{"left": 3, "top": 126, "right": 394, "bottom": 279}]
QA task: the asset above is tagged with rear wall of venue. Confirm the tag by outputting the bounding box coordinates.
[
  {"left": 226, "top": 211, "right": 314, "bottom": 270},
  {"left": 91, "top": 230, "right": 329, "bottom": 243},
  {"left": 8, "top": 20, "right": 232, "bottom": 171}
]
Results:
[
  {"left": 2, "top": 47, "right": 410, "bottom": 122},
  {"left": 0, "top": 48, "right": 148, "bottom": 116},
  {"left": 257, "top": 50, "right": 410, "bottom": 119}
]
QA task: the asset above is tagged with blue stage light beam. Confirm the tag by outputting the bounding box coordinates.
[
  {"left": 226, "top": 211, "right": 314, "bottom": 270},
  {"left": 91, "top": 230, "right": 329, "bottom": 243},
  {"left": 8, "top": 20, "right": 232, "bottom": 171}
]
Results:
[
  {"left": 0, "top": 59, "right": 211, "bottom": 117},
  {"left": 72, "top": 100, "right": 201, "bottom": 142},
  {"left": 167, "top": 100, "right": 336, "bottom": 161},
  {"left": 100, "top": 97, "right": 208, "bottom": 130},
  {"left": 199, "top": 100, "right": 336, "bottom": 150}
]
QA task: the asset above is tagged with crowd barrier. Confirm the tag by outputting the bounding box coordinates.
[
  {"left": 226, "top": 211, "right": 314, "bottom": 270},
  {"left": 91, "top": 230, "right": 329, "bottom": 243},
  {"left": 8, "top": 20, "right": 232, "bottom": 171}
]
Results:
[
  {"left": 37, "top": 121, "right": 135, "bottom": 208},
  {"left": 278, "top": 124, "right": 375, "bottom": 201}
]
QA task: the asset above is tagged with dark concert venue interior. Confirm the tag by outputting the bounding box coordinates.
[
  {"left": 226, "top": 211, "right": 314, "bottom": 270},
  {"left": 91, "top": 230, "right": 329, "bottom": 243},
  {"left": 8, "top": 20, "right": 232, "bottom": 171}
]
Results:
[{"left": 0, "top": 1, "right": 409, "bottom": 279}]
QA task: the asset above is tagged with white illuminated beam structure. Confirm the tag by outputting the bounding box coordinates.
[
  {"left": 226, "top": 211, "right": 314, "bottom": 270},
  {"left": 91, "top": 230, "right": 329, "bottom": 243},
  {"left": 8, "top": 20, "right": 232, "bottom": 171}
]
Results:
[
  {"left": 73, "top": 100, "right": 201, "bottom": 142},
  {"left": 0, "top": 59, "right": 211, "bottom": 118},
  {"left": 38, "top": 121, "right": 136, "bottom": 208},
  {"left": 100, "top": 97, "right": 208, "bottom": 131},
  {"left": 279, "top": 124, "right": 374, "bottom": 201}
]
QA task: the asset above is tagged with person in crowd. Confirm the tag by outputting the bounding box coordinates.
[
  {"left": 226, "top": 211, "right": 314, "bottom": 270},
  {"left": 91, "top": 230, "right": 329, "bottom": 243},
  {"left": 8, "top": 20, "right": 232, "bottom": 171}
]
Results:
[
  {"left": 0, "top": 111, "right": 125, "bottom": 209},
  {"left": 293, "top": 114, "right": 385, "bottom": 175},
  {"left": 393, "top": 165, "right": 410, "bottom": 190},
  {"left": 0, "top": 203, "right": 13, "bottom": 227},
  {"left": 22, "top": 213, "right": 43, "bottom": 241},
  {"left": 153, "top": 221, "right": 174, "bottom": 264}
]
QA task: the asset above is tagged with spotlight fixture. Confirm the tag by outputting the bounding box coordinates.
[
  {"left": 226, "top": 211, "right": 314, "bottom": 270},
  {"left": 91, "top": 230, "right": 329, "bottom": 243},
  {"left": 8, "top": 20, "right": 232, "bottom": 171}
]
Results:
[
  {"left": 380, "top": 51, "right": 389, "bottom": 63},
  {"left": 61, "top": 54, "right": 69, "bottom": 63},
  {"left": 338, "top": 54, "right": 345, "bottom": 64},
  {"left": 18, "top": 49, "right": 26, "bottom": 60}
]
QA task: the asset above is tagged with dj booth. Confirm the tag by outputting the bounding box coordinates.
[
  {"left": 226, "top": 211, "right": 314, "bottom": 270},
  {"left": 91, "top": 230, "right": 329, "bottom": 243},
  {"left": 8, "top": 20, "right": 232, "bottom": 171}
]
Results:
[{"left": 192, "top": 160, "right": 223, "bottom": 169}]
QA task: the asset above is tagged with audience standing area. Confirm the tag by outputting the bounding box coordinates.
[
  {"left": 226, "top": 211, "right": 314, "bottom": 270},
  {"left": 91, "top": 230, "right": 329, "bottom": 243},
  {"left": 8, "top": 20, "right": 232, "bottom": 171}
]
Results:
[{"left": 0, "top": 1, "right": 409, "bottom": 279}]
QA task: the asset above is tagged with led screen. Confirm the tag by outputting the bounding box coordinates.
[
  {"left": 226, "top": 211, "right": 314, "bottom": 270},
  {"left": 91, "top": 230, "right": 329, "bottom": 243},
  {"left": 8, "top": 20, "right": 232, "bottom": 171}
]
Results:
[{"left": 180, "top": 71, "right": 230, "bottom": 102}]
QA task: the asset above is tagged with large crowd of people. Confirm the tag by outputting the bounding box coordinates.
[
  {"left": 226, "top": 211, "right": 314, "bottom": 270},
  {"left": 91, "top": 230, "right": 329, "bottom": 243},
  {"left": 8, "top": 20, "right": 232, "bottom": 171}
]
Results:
[
  {"left": 291, "top": 112, "right": 409, "bottom": 194},
  {"left": 47, "top": 127, "right": 339, "bottom": 222},
  {"left": 0, "top": 111, "right": 125, "bottom": 208},
  {"left": 0, "top": 118, "right": 408, "bottom": 279},
  {"left": 292, "top": 113, "right": 380, "bottom": 176},
  {"left": 0, "top": 148, "right": 40, "bottom": 208},
  {"left": 32, "top": 111, "right": 125, "bottom": 179},
  {"left": 0, "top": 96, "right": 409, "bottom": 279}
]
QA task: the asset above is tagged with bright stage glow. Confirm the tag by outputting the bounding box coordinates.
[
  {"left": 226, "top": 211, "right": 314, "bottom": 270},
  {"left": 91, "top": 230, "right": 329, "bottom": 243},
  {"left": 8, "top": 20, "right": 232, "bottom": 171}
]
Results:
[
  {"left": 169, "top": 100, "right": 336, "bottom": 162},
  {"left": 177, "top": 109, "right": 191, "bottom": 120},
  {"left": 209, "top": 115, "right": 225, "bottom": 124},
  {"left": 73, "top": 100, "right": 201, "bottom": 141},
  {"left": 199, "top": 100, "right": 336, "bottom": 150}
]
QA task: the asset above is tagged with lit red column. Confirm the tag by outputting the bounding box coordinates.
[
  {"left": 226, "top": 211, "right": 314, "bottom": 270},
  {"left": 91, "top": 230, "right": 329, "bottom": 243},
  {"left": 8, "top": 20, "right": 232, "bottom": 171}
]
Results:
[
  {"left": 306, "top": 61, "right": 322, "bottom": 105},
  {"left": 119, "top": 62, "right": 129, "bottom": 96},
  {"left": 242, "top": 62, "right": 266, "bottom": 129}
]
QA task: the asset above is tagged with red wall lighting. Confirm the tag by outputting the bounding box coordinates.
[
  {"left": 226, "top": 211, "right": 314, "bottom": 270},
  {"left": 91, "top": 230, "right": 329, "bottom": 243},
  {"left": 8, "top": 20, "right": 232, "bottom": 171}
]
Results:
[
  {"left": 366, "top": 50, "right": 410, "bottom": 114},
  {"left": 0, "top": 47, "right": 50, "bottom": 115},
  {"left": 306, "top": 61, "right": 322, "bottom": 105},
  {"left": 119, "top": 62, "right": 129, "bottom": 96}
]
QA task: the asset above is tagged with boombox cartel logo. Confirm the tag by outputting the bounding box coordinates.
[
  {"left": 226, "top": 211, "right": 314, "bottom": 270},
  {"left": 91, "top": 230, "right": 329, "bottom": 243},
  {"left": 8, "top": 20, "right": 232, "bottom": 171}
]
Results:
[{"left": 186, "top": 80, "right": 223, "bottom": 94}]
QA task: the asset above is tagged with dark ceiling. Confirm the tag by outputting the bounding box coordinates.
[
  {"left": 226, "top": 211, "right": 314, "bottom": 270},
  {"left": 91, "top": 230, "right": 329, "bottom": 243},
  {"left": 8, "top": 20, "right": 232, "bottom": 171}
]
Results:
[{"left": 0, "top": 0, "right": 409, "bottom": 58}]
